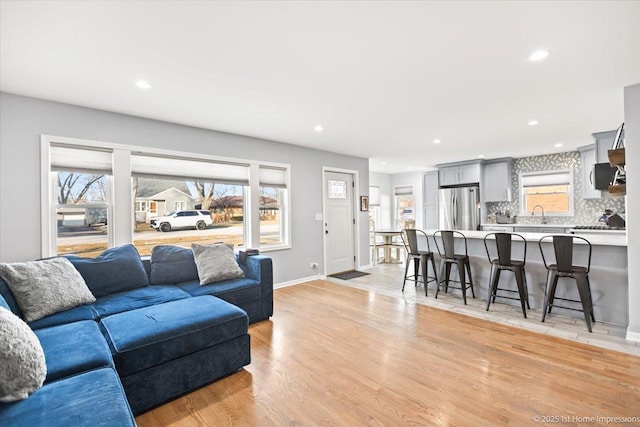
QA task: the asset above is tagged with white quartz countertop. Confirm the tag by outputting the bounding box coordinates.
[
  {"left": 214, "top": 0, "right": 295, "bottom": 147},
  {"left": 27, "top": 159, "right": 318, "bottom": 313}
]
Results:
[{"left": 424, "top": 229, "right": 627, "bottom": 247}]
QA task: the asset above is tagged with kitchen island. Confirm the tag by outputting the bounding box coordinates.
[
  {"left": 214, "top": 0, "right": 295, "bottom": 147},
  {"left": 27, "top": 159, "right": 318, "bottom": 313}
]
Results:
[{"left": 423, "top": 229, "right": 628, "bottom": 326}]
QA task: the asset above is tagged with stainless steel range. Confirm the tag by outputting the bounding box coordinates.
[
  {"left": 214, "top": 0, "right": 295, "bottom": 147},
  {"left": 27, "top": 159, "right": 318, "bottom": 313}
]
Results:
[
  {"left": 573, "top": 225, "right": 625, "bottom": 230},
  {"left": 569, "top": 225, "right": 626, "bottom": 235}
]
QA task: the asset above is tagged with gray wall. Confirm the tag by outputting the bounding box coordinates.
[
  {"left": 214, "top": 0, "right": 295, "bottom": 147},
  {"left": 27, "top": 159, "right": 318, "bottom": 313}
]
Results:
[
  {"left": 624, "top": 83, "right": 640, "bottom": 340},
  {"left": 0, "top": 92, "right": 370, "bottom": 284}
]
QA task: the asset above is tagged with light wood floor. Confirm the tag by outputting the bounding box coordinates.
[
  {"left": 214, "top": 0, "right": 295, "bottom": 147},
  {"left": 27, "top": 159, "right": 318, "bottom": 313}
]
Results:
[
  {"left": 136, "top": 280, "right": 640, "bottom": 426},
  {"left": 343, "top": 263, "right": 640, "bottom": 356}
]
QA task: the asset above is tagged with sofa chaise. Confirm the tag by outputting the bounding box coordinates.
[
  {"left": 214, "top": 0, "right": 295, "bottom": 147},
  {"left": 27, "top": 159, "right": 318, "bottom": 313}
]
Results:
[{"left": 0, "top": 243, "right": 273, "bottom": 426}]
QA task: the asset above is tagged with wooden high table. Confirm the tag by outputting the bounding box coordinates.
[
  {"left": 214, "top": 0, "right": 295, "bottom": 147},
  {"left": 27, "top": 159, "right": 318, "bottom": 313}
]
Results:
[{"left": 374, "top": 229, "right": 404, "bottom": 263}]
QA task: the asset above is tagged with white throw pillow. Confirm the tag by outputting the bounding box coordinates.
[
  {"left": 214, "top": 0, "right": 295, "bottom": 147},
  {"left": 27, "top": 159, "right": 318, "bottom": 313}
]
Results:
[
  {"left": 192, "top": 243, "right": 244, "bottom": 285},
  {"left": 0, "top": 307, "right": 47, "bottom": 401},
  {"left": 0, "top": 257, "right": 96, "bottom": 322}
]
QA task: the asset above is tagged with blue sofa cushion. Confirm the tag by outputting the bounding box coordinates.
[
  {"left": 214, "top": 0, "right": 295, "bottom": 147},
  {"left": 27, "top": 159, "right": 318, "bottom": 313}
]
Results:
[
  {"left": 149, "top": 245, "right": 199, "bottom": 285},
  {"left": 0, "top": 277, "right": 22, "bottom": 317},
  {"left": 64, "top": 244, "right": 149, "bottom": 298},
  {"left": 91, "top": 285, "right": 190, "bottom": 318},
  {"left": 34, "top": 320, "right": 113, "bottom": 383},
  {"left": 176, "top": 277, "right": 261, "bottom": 305},
  {"left": 101, "top": 296, "right": 248, "bottom": 376},
  {"left": 0, "top": 368, "right": 136, "bottom": 427},
  {"left": 0, "top": 293, "right": 9, "bottom": 311},
  {"left": 27, "top": 304, "right": 96, "bottom": 330}
]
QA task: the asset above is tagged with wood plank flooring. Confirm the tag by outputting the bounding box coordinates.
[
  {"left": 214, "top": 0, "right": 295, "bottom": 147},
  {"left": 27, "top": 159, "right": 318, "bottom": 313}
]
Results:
[
  {"left": 136, "top": 280, "right": 640, "bottom": 426},
  {"left": 342, "top": 263, "right": 640, "bottom": 356}
]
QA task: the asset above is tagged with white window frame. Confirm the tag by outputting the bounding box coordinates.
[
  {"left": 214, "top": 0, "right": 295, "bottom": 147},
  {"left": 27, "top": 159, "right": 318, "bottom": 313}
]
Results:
[
  {"left": 393, "top": 185, "right": 415, "bottom": 227},
  {"left": 174, "top": 201, "right": 187, "bottom": 211},
  {"left": 258, "top": 185, "right": 289, "bottom": 248},
  {"left": 41, "top": 135, "right": 291, "bottom": 257},
  {"left": 135, "top": 201, "right": 147, "bottom": 212},
  {"left": 519, "top": 169, "right": 575, "bottom": 217}
]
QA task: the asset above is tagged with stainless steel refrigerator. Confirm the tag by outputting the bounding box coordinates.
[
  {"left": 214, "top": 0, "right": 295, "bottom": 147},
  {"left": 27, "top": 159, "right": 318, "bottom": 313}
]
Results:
[{"left": 438, "top": 184, "right": 480, "bottom": 230}]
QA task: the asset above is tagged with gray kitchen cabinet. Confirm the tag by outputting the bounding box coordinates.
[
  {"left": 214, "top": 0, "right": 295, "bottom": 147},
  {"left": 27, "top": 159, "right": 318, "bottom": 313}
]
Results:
[
  {"left": 482, "top": 159, "right": 512, "bottom": 202},
  {"left": 578, "top": 144, "right": 602, "bottom": 199},
  {"left": 423, "top": 171, "right": 439, "bottom": 205},
  {"left": 438, "top": 161, "right": 482, "bottom": 186},
  {"left": 439, "top": 167, "right": 460, "bottom": 186},
  {"left": 513, "top": 226, "right": 567, "bottom": 233},
  {"left": 543, "top": 227, "right": 568, "bottom": 234},
  {"left": 423, "top": 205, "right": 438, "bottom": 229},
  {"left": 423, "top": 171, "right": 439, "bottom": 229},
  {"left": 482, "top": 225, "right": 514, "bottom": 232},
  {"left": 592, "top": 130, "right": 617, "bottom": 163}
]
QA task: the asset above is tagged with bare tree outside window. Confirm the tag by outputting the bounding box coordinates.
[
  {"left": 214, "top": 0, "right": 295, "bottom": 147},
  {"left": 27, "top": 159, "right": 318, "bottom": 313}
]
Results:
[
  {"left": 193, "top": 181, "right": 215, "bottom": 210},
  {"left": 58, "top": 173, "right": 105, "bottom": 204}
]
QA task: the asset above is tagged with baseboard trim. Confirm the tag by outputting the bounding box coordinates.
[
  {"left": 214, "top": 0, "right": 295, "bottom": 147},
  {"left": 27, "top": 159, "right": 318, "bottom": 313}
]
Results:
[
  {"left": 625, "top": 330, "right": 640, "bottom": 343},
  {"left": 275, "top": 275, "right": 326, "bottom": 289}
]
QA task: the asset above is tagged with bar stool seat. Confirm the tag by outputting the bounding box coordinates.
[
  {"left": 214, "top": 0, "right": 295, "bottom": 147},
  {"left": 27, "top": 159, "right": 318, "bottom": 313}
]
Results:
[
  {"left": 434, "top": 230, "right": 475, "bottom": 305},
  {"left": 539, "top": 235, "right": 595, "bottom": 332},
  {"left": 400, "top": 229, "right": 438, "bottom": 296},
  {"left": 484, "top": 232, "right": 529, "bottom": 318}
]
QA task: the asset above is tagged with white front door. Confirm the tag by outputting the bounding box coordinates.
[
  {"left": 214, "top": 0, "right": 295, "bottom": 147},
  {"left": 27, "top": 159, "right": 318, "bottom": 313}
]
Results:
[{"left": 324, "top": 171, "right": 355, "bottom": 275}]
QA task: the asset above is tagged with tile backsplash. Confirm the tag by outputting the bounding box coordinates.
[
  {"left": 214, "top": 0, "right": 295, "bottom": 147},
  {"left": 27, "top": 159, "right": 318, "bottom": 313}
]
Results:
[{"left": 486, "top": 151, "right": 625, "bottom": 225}]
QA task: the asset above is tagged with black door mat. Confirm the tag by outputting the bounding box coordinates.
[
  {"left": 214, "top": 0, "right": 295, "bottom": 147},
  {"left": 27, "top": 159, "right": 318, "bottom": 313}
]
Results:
[{"left": 329, "top": 270, "right": 371, "bottom": 280}]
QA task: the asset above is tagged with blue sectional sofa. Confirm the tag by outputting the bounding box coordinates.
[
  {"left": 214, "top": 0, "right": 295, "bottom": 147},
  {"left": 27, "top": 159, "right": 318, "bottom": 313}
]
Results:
[{"left": 0, "top": 244, "right": 273, "bottom": 425}]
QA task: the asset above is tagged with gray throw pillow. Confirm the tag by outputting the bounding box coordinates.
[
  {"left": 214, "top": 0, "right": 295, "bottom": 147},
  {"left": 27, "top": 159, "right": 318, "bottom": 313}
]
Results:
[
  {"left": 0, "top": 258, "right": 96, "bottom": 322},
  {"left": 191, "top": 243, "right": 244, "bottom": 285},
  {"left": 0, "top": 307, "right": 47, "bottom": 402}
]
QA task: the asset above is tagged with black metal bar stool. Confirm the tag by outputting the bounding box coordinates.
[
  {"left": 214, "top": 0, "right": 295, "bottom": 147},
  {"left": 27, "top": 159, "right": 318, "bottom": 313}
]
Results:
[
  {"left": 483, "top": 232, "right": 529, "bottom": 318},
  {"left": 400, "top": 229, "right": 438, "bottom": 296},
  {"left": 539, "top": 235, "right": 595, "bottom": 332},
  {"left": 433, "top": 230, "right": 475, "bottom": 305}
]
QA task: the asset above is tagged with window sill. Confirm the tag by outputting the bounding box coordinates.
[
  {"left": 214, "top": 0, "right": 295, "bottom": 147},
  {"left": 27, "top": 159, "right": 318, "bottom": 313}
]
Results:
[{"left": 260, "top": 243, "right": 291, "bottom": 253}]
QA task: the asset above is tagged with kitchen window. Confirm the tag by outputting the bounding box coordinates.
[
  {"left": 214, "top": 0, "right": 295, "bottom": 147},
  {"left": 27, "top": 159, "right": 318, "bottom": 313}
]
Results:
[
  {"left": 520, "top": 170, "right": 574, "bottom": 216},
  {"left": 394, "top": 185, "right": 414, "bottom": 228}
]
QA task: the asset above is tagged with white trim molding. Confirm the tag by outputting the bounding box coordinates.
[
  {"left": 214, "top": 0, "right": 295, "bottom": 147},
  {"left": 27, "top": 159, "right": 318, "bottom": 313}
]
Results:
[
  {"left": 626, "top": 330, "right": 640, "bottom": 343},
  {"left": 274, "top": 275, "right": 326, "bottom": 289}
]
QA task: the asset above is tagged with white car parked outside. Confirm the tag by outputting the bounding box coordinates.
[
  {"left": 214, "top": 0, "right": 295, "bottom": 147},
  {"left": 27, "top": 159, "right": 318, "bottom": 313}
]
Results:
[{"left": 150, "top": 210, "right": 213, "bottom": 232}]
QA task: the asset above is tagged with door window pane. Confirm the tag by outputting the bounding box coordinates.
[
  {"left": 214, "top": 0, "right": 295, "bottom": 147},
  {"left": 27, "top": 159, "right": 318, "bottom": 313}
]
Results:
[{"left": 328, "top": 180, "right": 347, "bottom": 199}]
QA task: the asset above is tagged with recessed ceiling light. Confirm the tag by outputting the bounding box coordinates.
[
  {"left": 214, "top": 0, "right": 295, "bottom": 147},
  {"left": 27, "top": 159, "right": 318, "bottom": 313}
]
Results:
[
  {"left": 477, "top": 154, "right": 485, "bottom": 158},
  {"left": 554, "top": 142, "right": 563, "bottom": 148},
  {"left": 313, "top": 125, "right": 323, "bottom": 132},
  {"left": 408, "top": 166, "right": 413, "bottom": 170},
  {"left": 528, "top": 120, "right": 539, "bottom": 126},
  {"left": 529, "top": 50, "right": 550, "bottom": 61},
  {"left": 381, "top": 161, "right": 387, "bottom": 165},
  {"left": 135, "top": 80, "right": 152, "bottom": 90},
  {"left": 433, "top": 139, "right": 441, "bottom": 144}
]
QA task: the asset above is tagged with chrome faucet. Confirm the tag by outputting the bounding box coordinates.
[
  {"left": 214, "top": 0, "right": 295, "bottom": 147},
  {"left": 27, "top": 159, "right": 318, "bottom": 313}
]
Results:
[{"left": 531, "top": 205, "right": 548, "bottom": 224}]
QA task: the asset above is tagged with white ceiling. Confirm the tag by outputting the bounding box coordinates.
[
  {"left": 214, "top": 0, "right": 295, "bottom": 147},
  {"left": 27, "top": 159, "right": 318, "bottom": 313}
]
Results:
[{"left": 1, "top": 1, "right": 639, "bottom": 174}]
